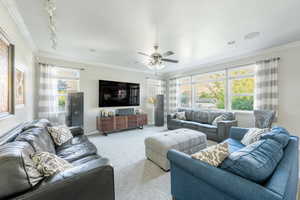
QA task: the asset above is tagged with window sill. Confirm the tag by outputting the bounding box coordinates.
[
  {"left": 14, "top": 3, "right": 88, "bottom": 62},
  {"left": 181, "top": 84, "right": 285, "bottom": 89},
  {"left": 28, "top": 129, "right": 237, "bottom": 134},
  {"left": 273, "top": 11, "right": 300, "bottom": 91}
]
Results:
[
  {"left": 0, "top": 113, "right": 14, "bottom": 121},
  {"left": 232, "top": 110, "right": 253, "bottom": 115}
]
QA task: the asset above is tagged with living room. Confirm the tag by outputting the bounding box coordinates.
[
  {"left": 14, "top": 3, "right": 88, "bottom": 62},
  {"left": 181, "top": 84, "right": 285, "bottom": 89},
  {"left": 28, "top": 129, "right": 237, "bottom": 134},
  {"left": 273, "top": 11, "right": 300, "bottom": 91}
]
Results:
[{"left": 0, "top": 0, "right": 299, "bottom": 200}]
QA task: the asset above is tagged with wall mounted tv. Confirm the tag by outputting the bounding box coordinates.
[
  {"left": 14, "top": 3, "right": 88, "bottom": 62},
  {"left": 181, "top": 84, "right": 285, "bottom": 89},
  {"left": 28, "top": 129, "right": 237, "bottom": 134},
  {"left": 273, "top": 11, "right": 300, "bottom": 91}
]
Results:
[{"left": 99, "top": 80, "right": 140, "bottom": 107}]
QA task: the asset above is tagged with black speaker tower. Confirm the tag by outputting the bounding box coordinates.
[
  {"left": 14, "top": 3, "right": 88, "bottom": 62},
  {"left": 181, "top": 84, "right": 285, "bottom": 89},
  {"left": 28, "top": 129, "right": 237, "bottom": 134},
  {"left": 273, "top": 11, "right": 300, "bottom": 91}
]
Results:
[{"left": 66, "top": 92, "right": 84, "bottom": 127}]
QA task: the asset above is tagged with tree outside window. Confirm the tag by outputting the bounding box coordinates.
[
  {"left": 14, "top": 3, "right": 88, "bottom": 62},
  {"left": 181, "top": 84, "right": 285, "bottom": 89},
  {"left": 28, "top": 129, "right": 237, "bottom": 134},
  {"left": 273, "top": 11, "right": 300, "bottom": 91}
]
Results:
[{"left": 175, "top": 65, "right": 255, "bottom": 111}]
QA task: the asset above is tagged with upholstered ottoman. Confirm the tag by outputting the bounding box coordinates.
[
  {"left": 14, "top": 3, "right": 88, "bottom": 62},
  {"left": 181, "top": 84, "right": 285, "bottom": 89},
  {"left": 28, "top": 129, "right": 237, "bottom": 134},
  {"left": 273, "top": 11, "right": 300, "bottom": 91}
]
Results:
[{"left": 145, "top": 128, "right": 207, "bottom": 171}]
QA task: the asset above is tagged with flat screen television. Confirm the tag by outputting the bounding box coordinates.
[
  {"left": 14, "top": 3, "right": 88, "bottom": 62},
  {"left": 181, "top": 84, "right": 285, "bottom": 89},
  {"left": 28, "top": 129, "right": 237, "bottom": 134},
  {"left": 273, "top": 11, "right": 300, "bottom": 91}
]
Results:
[{"left": 99, "top": 80, "right": 140, "bottom": 107}]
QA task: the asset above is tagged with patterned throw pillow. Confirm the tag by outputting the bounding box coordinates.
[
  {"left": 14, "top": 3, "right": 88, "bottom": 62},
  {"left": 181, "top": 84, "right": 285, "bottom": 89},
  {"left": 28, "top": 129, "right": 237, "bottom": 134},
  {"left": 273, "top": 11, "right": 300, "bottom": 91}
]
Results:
[
  {"left": 175, "top": 112, "right": 186, "bottom": 120},
  {"left": 31, "top": 152, "right": 73, "bottom": 177},
  {"left": 191, "top": 142, "right": 229, "bottom": 167},
  {"left": 47, "top": 126, "right": 73, "bottom": 146},
  {"left": 241, "top": 128, "right": 269, "bottom": 146},
  {"left": 212, "top": 115, "right": 224, "bottom": 126}
]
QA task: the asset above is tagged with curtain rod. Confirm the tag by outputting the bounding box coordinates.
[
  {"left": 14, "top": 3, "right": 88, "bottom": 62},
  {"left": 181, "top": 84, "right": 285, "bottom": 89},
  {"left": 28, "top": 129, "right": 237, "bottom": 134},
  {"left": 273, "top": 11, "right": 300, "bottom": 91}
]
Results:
[
  {"left": 169, "top": 57, "right": 280, "bottom": 80},
  {"left": 38, "top": 62, "right": 85, "bottom": 71},
  {"left": 227, "top": 57, "right": 280, "bottom": 69}
]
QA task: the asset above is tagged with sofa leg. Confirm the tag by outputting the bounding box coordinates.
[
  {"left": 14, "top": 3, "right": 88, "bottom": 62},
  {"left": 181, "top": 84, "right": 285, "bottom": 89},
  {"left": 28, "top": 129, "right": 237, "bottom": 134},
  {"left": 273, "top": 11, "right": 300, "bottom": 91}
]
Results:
[{"left": 172, "top": 196, "right": 176, "bottom": 200}]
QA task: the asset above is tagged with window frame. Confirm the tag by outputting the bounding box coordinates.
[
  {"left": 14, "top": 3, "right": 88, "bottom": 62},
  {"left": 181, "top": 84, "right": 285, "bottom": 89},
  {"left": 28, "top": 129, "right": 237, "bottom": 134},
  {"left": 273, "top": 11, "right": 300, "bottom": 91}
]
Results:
[
  {"left": 0, "top": 28, "right": 15, "bottom": 119},
  {"left": 53, "top": 68, "right": 80, "bottom": 114},
  {"left": 228, "top": 65, "right": 255, "bottom": 112},
  {"left": 174, "top": 64, "right": 256, "bottom": 112},
  {"left": 176, "top": 77, "right": 192, "bottom": 108}
]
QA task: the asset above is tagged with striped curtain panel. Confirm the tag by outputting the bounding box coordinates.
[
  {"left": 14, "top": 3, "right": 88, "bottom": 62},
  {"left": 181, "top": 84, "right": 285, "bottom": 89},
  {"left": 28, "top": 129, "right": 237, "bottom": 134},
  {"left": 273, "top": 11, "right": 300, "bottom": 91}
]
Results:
[
  {"left": 161, "top": 80, "right": 167, "bottom": 123},
  {"left": 254, "top": 58, "right": 279, "bottom": 116},
  {"left": 38, "top": 63, "right": 60, "bottom": 124},
  {"left": 168, "top": 78, "right": 177, "bottom": 114}
]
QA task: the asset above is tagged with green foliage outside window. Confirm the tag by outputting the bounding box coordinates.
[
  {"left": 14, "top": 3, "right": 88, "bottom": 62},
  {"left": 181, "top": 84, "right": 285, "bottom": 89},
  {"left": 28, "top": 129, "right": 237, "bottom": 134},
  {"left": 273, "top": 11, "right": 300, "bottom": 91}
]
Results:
[{"left": 197, "top": 69, "right": 254, "bottom": 110}]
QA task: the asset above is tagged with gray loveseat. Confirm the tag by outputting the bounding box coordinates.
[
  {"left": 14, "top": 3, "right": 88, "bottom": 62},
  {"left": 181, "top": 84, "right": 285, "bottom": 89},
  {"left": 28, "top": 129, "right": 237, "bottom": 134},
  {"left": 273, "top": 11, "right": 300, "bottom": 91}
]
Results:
[{"left": 167, "top": 108, "right": 237, "bottom": 142}]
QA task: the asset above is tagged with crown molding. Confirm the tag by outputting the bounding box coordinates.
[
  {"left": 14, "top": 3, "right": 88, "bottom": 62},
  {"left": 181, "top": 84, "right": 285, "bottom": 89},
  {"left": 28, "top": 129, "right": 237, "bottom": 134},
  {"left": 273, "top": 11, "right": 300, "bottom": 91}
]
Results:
[
  {"left": 35, "top": 50, "right": 156, "bottom": 74},
  {"left": 1, "top": 0, "right": 37, "bottom": 51},
  {"left": 163, "top": 40, "right": 300, "bottom": 77}
]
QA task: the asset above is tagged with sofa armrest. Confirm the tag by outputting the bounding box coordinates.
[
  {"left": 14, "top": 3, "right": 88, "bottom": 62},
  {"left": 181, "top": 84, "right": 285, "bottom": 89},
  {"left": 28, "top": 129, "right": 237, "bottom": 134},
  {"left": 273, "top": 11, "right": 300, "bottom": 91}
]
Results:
[
  {"left": 68, "top": 126, "right": 84, "bottom": 136},
  {"left": 167, "top": 150, "right": 281, "bottom": 200},
  {"left": 167, "top": 113, "right": 176, "bottom": 120},
  {"left": 229, "top": 127, "right": 249, "bottom": 141},
  {"left": 15, "top": 158, "right": 114, "bottom": 200},
  {"left": 217, "top": 120, "right": 238, "bottom": 141}
]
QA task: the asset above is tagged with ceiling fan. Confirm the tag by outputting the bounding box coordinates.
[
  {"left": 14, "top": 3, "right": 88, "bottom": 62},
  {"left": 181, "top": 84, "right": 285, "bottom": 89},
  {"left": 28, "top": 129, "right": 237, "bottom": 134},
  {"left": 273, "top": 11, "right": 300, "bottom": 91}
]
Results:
[{"left": 138, "top": 44, "right": 179, "bottom": 70}]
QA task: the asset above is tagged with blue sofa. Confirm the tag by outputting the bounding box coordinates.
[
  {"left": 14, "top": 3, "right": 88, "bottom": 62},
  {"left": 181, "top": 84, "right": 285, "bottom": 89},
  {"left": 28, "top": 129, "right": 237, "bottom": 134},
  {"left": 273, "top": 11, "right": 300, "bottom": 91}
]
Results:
[{"left": 167, "top": 127, "right": 299, "bottom": 200}]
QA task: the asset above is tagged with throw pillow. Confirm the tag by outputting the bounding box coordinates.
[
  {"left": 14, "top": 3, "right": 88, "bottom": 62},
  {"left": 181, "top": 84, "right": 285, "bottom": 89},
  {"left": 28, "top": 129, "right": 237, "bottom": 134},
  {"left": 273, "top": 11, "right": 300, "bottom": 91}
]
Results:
[
  {"left": 175, "top": 112, "right": 186, "bottom": 120},
  {"left": 261, "top": 126, "right": 290, "bottom": 148},
  {"left": 221, "top": 139, "right": 283, "bottom": 183},
  {"left": 191, "top": 142, "right": 229, "bottom": 167},
  {"left": 212, "top": 115, "right": 224, "bottom": 126},
  {"left": 222, "top": 112, "right": 235, "bottom": 121},
  {"left": 31, "top": 152, "right": 73, "bottom": 177},
  {"left": 47, "top": 126, "right": 73, "bottom": 146},
  {"left": 241, "top": 128, "right": 269, "bottom": 146}
]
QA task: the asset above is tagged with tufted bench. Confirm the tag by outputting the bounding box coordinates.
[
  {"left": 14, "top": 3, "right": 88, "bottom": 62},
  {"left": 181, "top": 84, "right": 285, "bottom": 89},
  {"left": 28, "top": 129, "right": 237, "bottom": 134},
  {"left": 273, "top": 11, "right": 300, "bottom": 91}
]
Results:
[{"left": 145, "top": 128, "right": 207, "bottom": 171}]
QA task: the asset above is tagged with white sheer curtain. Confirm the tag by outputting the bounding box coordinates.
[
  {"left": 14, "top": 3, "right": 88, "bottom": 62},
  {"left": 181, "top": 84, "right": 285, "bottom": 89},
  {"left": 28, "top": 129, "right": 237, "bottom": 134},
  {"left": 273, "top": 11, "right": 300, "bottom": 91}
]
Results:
[
  {"left": 38, "top": 63, "right": 60, "bottom": 124},
  {"left": 254, "top": 58, "right": 279, "bottom": 116}
]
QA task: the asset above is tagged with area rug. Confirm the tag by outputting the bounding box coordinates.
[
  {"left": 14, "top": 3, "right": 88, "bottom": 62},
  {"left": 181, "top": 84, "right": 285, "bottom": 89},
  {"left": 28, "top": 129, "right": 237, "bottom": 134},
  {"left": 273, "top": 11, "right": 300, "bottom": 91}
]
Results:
[{"left": 88, "top": 126, "right": 216, "bottom": 200}]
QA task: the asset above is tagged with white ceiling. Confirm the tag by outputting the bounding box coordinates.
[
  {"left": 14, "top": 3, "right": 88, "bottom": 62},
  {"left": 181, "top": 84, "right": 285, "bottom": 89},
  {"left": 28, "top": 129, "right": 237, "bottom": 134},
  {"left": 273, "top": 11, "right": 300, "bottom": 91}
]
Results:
[{"left": 14, "top": 0, "right": 300, "bottom": 73}]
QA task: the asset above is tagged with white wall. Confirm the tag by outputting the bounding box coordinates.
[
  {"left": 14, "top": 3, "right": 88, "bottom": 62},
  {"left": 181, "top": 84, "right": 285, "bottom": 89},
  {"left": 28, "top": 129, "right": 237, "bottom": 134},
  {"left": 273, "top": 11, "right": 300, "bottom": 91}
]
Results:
[
  {"left": 165, "top": 42, "right": 300, "bottom": 136},
  {"left": 35, "top": 56, "right": 157, "bottom": 134},
  {"left": 0, "top": 3, "right": 35, "bottom": 136}
]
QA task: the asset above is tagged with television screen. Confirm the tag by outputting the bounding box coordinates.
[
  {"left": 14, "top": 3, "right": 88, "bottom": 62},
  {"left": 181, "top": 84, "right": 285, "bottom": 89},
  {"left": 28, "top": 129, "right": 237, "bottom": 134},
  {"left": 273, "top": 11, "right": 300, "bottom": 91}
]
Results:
[{"left": 99, "top": 80, "right": 140, "bottom": 107}]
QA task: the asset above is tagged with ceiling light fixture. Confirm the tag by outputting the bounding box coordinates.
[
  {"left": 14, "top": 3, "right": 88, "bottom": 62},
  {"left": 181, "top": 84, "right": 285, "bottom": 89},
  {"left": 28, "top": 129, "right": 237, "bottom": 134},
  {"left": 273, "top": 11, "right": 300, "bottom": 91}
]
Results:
[
  {"left": 147, "top": 60, "right": 165, "bottom": 71},
  {"left": 45, "top": 0, "right": 57, "bottom": 49}
]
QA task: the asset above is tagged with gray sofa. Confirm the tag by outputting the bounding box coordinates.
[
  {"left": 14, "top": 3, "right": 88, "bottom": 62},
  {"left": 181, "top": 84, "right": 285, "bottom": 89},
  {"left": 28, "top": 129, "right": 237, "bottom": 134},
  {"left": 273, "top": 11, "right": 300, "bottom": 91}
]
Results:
[{"left": 167, "top": 108, "right": 237, "bottom": 142}]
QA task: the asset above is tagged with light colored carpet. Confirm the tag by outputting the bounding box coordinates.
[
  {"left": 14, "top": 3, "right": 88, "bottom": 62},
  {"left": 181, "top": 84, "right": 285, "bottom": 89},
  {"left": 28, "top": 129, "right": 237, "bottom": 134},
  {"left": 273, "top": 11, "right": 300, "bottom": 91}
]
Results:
[{"left": 89, "top": 126, "right": 214, "bottom": 200}]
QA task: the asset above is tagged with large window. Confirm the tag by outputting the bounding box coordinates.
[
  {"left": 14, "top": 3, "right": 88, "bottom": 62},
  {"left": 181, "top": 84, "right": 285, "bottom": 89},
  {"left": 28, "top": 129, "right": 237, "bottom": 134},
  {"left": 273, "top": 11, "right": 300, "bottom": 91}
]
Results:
[
  {"left": 53, "top": 68, "right": 80, "bottom": 112},
  {"left": 175, "top": 64, "right": 256, "bottom": 111},
  {"left": 177, "top": 77, "right": 192, "bottom": 108},
  {"left": 228, "top": 65, "right": 255, "bottom": 111},
  {"left": 0, "top": 31, "right": 14, "bottom": 118},
  {"left": 192, "top": 71, "right": 225, "bottom": 109}
]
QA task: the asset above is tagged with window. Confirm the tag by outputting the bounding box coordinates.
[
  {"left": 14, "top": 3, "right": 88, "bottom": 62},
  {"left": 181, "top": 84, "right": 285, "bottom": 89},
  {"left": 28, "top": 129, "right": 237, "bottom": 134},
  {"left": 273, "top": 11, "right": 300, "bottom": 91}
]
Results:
[
  {"left": 228, "top": 65, "right": 255, "bottom": 111},
  {"left": 0, "top": 31, "right": 14, "bottom": 118},
  {"left": 53, "top": 68, "right": 80, "bottom": 112},
  {"left": 192, "top": 71, "right": 225, "bottom": 109},
  {"left": 177, "top": 77, "right": 192, "bottom": 108},
  {"left": 174, "top": 64, "right": 256, "bottom": 111}
]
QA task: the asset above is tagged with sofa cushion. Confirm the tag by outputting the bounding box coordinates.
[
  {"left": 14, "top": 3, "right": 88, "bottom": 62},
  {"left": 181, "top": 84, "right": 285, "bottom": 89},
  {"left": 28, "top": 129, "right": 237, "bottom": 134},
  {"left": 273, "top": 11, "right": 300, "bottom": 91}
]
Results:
[
  {"left": 198, "top": 123, "right": 217, "bottom": 133},
  {"left": 223, "top": 138, "right": 245, "bottom": 153},
  {"left": 32, "top": 152, "right": 73, "bottom": 177},
  {"left": 182, "top": 121, "right": 201, "bottom": 130},
  {"left": 0, "top": 141, "right": 43, "bottom": 199},
  {"left": 22, "top": 119, "right": 52, "bottom": 132},
  {"left": 16, "top": 127, "right": 56, "bottom": 154},
  {"left": 261, "top": 126, "right": 290, "bottom": 148},
  {"left": 192, "top": 110, "right": 209, "bottom": 124},
  {"left": 221, "top": 139, "right": 283, "bottom": 183},
  {"left": 70, "top": 155, "right": 101, "bottom": 166},
  {"left": 56, "top": 136, "right": 97, "bottom": 162}
]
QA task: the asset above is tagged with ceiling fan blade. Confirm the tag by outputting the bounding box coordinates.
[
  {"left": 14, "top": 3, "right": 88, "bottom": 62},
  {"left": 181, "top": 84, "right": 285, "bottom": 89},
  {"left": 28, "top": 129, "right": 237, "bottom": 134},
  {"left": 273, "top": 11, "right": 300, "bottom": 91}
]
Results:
[
  {"left": 138, "top": 52, "right": 151, "bottom": 57},
  {"left": 162, "top": 58, "right": 179, "bottom": 63},
  {"left": 163, "top": 51, "right": 175, "bottom": 57}
]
